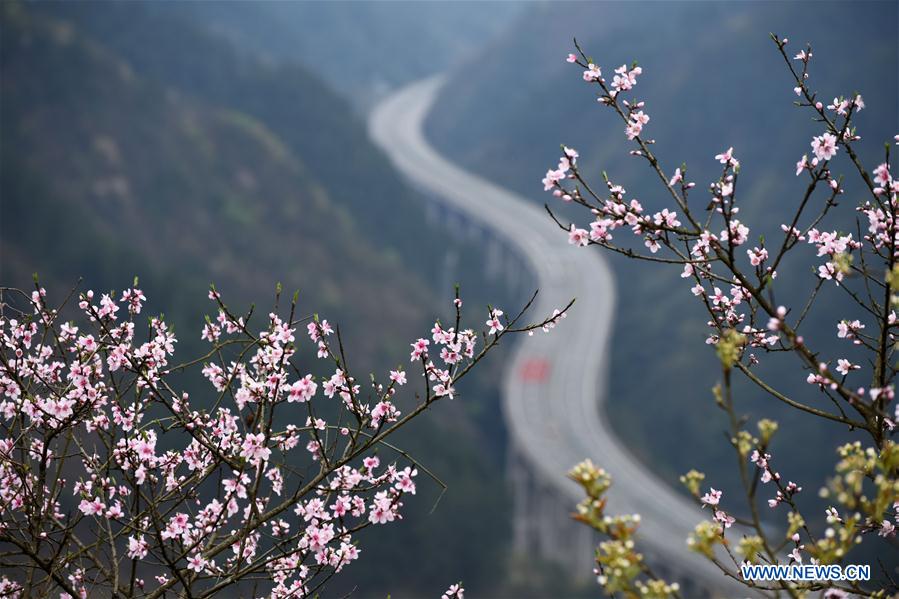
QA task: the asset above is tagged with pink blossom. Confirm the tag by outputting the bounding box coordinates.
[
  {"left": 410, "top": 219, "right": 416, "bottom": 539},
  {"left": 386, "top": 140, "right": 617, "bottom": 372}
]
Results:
[
  {"left": 127, "top": 535, "right": 148, "bottom": 560},
  {"left": 631, "top": 110, "right": 650, "bottom": 126},
  {"left": 721, "top": 220, "right": 750, "bottom": 246},
  {"left": 368, "top": 494, "right": 396, "bottom": 525},
  {"left": 825, "top": 507, "right": 842, "bottom": 523},
  {"left": 288, "top": 375, "right": 317, "bottom": 403},
  {"left": 701, "top": 487, "right": 722, "bottom": 507},
  {"left": 811, "top": 133, "right": 838, "bottom": 161},
  {"left": 715, "top": 147, "right": 738, "bottom": 167},
  {"left": 747, "top": 247, "right": 768, "bottom": 266},
  {"left": 837, "top": 319, "right": 865, "bottom": 340},
  {"left": 873, "top": 163, "right": 891, "bottom": 187},
  {"left": 827, "top": 97, "right": 851, "bottom": 116},
  {"left": 486, "top": 309, "right": 504, "bottom": 335},
  {"left": 240, "top": 433, "right": 271, "bottom": 465},
  {"left": 121, "top": 288, "right": 146, "bottom": 315},
  {"left": 835, "top": 359, "right": 858, "bottom": 376},
  {"left": 652, "top": 209, "right": 680, "bottom": 228},
  {"left": 389, "top": 370, "right": 406, "bottom": 385},
  {"left": 186, "top": 554, "right": 208, "bottom": 573},
  {"left": 582, "top": 63, "right": 602, "bottom": 82},
  {"left": 622, "top": 123, "right": 638, "bottom": 140},
  {"left": 78, "top": 498, "right": 105, "bottom": 516},
  {"left": 542, "top": 168, "right": 566, "bottom": 191},
  {"left": 568, "top": 224, "right": 589, "bottom": 247},
  {"left": 590, "top": 219, "right": 612, "bottom": 243},
  {"left": 611, "top": 64, "right": 641, "bottom": 92},
  {"left": 714, "top": 510, "right": 735, "bottom": 529},
  {"left": 410, "top": 338, "right": 429, "bottom": 361}
]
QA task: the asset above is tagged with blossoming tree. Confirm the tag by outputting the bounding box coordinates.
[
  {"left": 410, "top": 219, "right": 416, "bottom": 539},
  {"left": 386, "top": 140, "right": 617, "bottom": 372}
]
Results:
[
  {"left": 546, "top": 36, "right": 898, "bottom": 597},
  {"left": 0, "top": 280, "right": 568, "bottom": 597}
]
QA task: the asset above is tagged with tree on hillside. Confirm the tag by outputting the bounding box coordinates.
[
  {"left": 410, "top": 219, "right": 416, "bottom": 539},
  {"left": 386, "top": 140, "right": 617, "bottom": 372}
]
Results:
[
  {"left": 546, "top": 35, "right": 898, "bottom": 597},
  {"left": 0, "top": 281, "right": 568, "bottom": 597}
]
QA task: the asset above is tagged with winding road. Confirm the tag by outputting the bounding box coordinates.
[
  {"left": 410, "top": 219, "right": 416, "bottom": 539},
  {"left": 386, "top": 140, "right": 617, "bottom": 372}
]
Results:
[{"left": 370, "top": 76, "right": 739, "bottom": 595}]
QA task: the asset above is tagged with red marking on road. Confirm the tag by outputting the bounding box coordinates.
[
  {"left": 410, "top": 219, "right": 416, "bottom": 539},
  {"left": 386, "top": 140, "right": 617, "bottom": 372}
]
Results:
[{"left": 520, "top": 358, "right": 550, "bottom": 382}]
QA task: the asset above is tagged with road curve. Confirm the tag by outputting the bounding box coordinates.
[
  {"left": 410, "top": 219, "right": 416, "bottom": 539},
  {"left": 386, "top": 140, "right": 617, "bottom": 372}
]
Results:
[{"left": 370, "top": 76, "right": 737, "bottom": 594}]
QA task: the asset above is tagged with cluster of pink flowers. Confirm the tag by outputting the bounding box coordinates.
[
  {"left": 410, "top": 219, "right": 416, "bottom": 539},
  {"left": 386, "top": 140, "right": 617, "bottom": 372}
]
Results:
[
  {"left": 625, "top": 103, "right": 649, "bottom": 140},
  {"left": 554, "top": 44, "right": 899, "bottom": 421},
  {"left": 548, "top": 158, "right": 682, "bottom": 258},
  {"left": 748, "top": 450, "right": 803, "bottom": 509},
  {"left": 1, "top": 284, "right": 567, "bottom": 596},
  {"left": 542, "top": 146, "right": 579, "bottom": 195},
  {"left": 811, "top": 133, "right": 839, "bottom": 161},
  {"left": 558, "top": 36, "right": 899, "bottom": 594},
  {"left": 611, "top": 64, "right": 642, "bottom": 94},
  {"left": 699, "top": 487, "right": 735, "bottom": 531}
]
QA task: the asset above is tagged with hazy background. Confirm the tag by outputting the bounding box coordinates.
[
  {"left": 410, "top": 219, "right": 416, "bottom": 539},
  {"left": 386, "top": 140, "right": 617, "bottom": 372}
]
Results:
[{"left": 2, "top": 1, "right": 897, "bottom": 596}]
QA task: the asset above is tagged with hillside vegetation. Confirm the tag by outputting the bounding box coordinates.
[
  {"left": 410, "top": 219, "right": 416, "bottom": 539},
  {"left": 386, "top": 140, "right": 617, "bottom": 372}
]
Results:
[
  {"left": 149, "top": 1, "right": 524, "bottom": 109},
  {"left": 0, "top": 3, "right": 523, "bottom": 594}
]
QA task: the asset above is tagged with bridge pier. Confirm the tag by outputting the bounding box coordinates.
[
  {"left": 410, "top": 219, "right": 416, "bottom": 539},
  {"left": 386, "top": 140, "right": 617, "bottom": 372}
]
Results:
[
  {"left": 507, "top": 442, "right": 595, "bottom": 581},
  {"left": 428, "top": 184, "right": 595, "bottom": 581}
]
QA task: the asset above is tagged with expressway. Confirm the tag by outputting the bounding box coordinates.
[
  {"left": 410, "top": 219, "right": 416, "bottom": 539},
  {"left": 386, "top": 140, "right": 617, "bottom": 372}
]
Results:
[{"left": 370, "top": 76, "right": 739, "bottom": 594}]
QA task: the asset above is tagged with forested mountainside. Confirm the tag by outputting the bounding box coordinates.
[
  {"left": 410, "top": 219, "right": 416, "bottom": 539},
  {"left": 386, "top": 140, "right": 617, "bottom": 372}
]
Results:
[
  {"left": 2, "top": 1, "right": 425, "bottom": 367},
  {"left": 427, "top": 0, "right": 897, "bottom": 535},
  {"left": 147, "top": 1, "right": 524, "bottom": 109},
  {"left": 0, "top": 3, "right": 530, "bottom": 595},
  {"left": 27, "top": 1, "right": 484, "bottom": 288}
]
